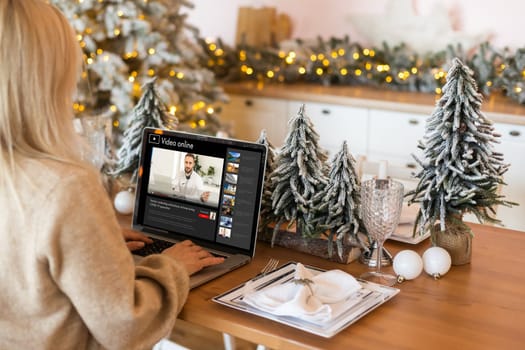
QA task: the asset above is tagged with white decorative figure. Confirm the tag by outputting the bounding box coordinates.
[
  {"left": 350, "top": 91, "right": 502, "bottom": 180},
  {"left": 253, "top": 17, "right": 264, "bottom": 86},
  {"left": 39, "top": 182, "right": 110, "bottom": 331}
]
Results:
[
  {"left": 114, "top": 189, "right": 135, "bottom": 215},
  {"left": 422, "top": 247, "right": 452, "bottom": 279},
  {"left": 393, "top": 250, "right": 423, "bottom": 282},
  {"left": 347, "top": 0, "right": 487, "bottom": 55}
]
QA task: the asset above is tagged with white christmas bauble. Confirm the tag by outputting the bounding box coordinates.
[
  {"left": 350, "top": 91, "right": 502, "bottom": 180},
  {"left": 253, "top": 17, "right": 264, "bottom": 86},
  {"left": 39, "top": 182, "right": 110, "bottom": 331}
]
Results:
[
  {"left": 114, "top": 190, "right": 135, "bottom": 215},
  {"left": 422, "top": 247, "right": 452, "bottom": 279},
  {"left": 393, "top": 250, "right": 423, "bottom": 282}
]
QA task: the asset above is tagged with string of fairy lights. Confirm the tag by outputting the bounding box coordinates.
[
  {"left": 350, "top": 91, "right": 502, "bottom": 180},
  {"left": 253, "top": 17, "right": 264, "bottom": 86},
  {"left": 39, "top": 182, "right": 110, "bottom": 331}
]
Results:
[
  {"left": 63, "top": 0, "right": 525, "bottom": 136},
  {"left": 200, "top": 37, "right": 525, "bottom": 104}
]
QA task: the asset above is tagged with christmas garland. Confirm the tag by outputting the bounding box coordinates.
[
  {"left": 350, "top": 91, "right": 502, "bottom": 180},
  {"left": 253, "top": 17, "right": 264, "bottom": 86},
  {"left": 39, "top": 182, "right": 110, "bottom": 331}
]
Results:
[{"left": 200, "top": 36, "right": 525, "bottom": 104}]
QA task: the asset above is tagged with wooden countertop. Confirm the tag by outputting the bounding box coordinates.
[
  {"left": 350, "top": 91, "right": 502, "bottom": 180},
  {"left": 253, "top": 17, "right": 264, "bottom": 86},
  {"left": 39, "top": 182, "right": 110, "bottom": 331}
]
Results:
[
  {"left": 222, "top": 82, "right": 525, "bottom": 125},
  {"left": 163, "top": 222, "right": 524, "bottom": 350}
]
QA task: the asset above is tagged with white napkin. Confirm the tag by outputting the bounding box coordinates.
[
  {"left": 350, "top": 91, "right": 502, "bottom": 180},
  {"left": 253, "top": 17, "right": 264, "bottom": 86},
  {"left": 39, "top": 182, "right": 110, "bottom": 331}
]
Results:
[{"left": 243, "top": 263, "right": 361, "bottom": 323}]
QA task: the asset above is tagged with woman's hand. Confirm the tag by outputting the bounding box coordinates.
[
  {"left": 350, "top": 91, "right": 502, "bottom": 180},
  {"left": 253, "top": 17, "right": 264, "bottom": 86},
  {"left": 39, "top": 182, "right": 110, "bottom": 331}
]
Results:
[
  {"left": 122, "top": 228, "right": 153, "bottom": 251},
  {"left": 162, "top": 240, "right": 224, "bottom": 275}
]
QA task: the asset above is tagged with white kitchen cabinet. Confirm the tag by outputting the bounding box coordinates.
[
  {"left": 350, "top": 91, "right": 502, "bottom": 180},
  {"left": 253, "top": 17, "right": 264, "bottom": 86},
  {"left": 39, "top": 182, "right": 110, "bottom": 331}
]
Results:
[
  {"left": 367, "top": 109, "right": 427, "bottom": 170},
  {"left": 219, "top": 95, "right": 288, "bottom": 146},
  {"left": 493, "top": 123, "right": 525, "bottom": 232},
  {"left": 288, "top": 100, "right": 369, "bottom": 160}
]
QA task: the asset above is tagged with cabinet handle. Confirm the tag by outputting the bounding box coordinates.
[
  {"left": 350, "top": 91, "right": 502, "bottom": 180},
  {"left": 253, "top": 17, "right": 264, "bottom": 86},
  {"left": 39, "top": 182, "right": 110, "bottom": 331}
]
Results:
[
  {"left": 408, "top": 119, "right": 419, "bottom": 125},
  {"left": 321, "top": 109, "right": 331, "bottom": 115},
  {"left": 509, "top": 130, "right": 521, "bottom": 137},
  {"left": 244, "top": 99, "right": 253, "bottom": 107}
]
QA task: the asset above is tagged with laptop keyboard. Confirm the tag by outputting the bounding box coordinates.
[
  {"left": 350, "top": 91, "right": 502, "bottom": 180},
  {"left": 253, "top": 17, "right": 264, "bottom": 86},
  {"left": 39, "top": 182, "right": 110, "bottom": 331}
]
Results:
[
  {"left": 133, "top": 237, "right": 228, "bottom": 259},
  {"left": 133, "top": 237, "right": 174, "bottom": 257}
]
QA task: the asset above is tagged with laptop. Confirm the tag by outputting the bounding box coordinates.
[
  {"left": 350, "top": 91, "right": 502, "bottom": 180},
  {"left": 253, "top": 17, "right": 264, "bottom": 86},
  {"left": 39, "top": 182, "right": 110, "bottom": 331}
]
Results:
[{"left": 131, "top": 127, "right": 267, "bottom": 289}]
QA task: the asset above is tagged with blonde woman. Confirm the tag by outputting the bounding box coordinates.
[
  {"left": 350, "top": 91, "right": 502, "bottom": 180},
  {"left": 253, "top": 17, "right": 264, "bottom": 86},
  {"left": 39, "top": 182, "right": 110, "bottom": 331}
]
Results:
[{"left": 0, "top": 1, "right": 223, "bottom": 349}]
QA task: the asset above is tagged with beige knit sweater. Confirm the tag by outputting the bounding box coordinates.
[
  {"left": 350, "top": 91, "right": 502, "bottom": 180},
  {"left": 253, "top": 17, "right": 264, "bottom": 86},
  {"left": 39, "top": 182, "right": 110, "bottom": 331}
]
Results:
[{"left": 0, "top": 158, "right": 190, "bottom": 350}]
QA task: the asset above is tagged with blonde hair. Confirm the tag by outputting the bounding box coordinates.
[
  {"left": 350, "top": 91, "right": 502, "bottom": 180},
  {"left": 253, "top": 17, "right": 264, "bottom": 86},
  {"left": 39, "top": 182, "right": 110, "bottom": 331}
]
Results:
[{"left": 0, "top": 0, "right": 83, "bottom": 199}]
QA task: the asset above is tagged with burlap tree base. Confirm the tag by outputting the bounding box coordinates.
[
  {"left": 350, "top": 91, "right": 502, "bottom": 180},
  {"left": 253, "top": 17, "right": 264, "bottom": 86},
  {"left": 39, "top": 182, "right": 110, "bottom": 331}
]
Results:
[{"left": 431, "top": 218, "right": 472, "bottom": 265}]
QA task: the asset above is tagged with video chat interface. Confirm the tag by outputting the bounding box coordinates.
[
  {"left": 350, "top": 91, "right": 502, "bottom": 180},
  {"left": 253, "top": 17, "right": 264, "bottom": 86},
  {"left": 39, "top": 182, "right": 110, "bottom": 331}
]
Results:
[{"left": 140, "top": 132, "right": 263, "bottom": 251}]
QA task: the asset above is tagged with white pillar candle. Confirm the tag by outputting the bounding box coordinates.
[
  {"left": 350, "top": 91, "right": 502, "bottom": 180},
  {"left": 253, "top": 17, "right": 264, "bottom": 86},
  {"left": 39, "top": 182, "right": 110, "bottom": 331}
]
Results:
[{"left": 378, "top": 160, "right": 388, "bottom": 179}]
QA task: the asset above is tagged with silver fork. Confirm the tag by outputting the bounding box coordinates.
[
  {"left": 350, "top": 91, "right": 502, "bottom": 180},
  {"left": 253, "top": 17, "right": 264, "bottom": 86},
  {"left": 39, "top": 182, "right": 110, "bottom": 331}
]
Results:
[{"left": 258, "top": 258, "right": 279, "bottom": 278}]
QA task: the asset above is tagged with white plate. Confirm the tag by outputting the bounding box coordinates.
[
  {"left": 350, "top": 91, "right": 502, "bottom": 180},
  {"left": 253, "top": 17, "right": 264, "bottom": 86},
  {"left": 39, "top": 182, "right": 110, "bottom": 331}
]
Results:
[{"left": 213, "top": 262, "right": 399, "bottom": 338}]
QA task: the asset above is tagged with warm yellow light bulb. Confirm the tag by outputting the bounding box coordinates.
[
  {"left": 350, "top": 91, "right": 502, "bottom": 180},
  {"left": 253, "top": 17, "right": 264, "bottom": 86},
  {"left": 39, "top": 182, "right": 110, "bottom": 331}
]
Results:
[
  {"left": 239, "top": 50, "right": 247, "bottom": 61},
  {"left": 148, "top": 48, "right": 156, "bottom": 55},
  {"left": 298, "top": 67, "right": 306, "bottom": 74}
]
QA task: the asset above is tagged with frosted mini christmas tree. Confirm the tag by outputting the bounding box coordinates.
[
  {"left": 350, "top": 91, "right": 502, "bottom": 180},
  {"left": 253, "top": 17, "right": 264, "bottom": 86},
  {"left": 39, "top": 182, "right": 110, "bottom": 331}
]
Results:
[
  {"left": 269, "top": 105, "right": 327, "bottom": 243},
  {"left": 255, "top": 130, "right": 278, "bottom": 233},
  {"left": 310, "top": 141, "right": 365, "bottom": 258},
  {"left": 408, "top": 57, "right": 515, "bottom": 236}
]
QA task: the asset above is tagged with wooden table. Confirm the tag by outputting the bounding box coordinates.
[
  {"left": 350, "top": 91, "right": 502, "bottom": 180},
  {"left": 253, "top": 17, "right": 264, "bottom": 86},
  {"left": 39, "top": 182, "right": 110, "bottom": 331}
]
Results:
[{"left": 172, "top": 223, "right": 525, "bottom": 350}]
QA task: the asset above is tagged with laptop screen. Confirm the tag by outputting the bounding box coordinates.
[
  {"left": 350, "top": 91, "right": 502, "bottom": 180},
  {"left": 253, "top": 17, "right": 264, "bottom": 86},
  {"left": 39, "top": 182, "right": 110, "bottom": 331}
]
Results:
[{"left": 132, "top": 128, "right": 267, "bottom": 256}]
